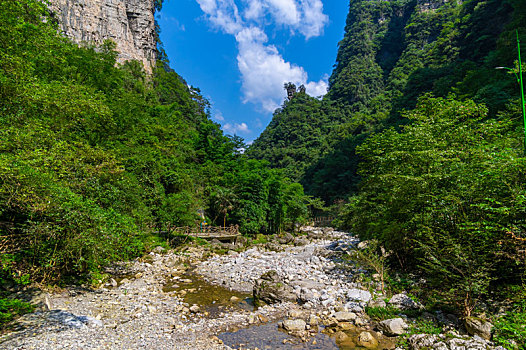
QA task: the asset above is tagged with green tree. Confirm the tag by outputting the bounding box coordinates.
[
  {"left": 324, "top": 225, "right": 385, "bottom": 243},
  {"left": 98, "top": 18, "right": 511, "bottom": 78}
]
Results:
[{"left": 343, "top": 96, "right": 526, "bottom": 316}]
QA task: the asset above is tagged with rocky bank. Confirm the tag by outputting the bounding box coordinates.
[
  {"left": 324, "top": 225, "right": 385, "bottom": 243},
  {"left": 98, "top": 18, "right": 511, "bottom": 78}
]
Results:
[{"left": 0, "top": 227, "right": 508, "bottom": 349}]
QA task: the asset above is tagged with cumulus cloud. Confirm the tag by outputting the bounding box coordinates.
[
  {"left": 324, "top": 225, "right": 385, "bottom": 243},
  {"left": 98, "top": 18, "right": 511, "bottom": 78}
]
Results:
[
  {"left": 236, "top": 26, "right": 327, "bottom": 111},
  {"left": 195, "top": 0, "right": 329, "bottom": 112},
  {"left": 223, "top": 122, "right": 251, "bottom": 134},
  {"left": 241, "top": 0, "right": 327, "bottom": 38},
  {"left": 196, "top": 0, "right": 243, "bottom": 34},
  {"left": 305, "top": 77, "right": 328, "bottom": 97},
  {"left": 298, "top": 0, "right": 328, "bottom": 38}
]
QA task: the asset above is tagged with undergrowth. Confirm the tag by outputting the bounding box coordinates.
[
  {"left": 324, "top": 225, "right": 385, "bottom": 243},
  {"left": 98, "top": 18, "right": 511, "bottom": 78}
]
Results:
[{"left": 0, "top": 296, "right": 34, "bottom": 330}]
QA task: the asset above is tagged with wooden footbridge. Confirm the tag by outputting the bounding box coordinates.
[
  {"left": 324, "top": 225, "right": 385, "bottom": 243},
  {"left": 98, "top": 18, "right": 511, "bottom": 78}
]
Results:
[
  {"left": 312, "top": 216, "right": 334, "bottom": 227},
  {"left": 172, "top": 225, "right": 241, "bottom": 241}
]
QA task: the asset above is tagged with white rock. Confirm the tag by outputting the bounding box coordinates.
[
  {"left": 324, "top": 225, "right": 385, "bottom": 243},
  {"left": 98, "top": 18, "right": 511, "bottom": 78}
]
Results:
[
  {"left": 334, "top": 311, "right": 357, "bottom": 322},
  {"left": 282, "top": 319, "right": 307, "bottom": 332},
  {"left": 378, "top": 318, "right": 409, "bottom": 336},
  {"left": 389, "top": 293, "right": 422, "bottom": 310},
  {"left": 346, "top": 288, "right": 372, "bottom": 303}
]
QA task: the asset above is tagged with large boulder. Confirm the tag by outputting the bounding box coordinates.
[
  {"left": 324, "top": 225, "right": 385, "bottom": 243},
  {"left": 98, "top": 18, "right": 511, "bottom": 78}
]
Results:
[
  {"left": 465, "top": 317, "right": 493, "bottom": 340},
  {"left": 253, "top": 270, "right": 296, "bottom": 304},
  {"left": 334, "top": 311, "right": 357, "bottom": 322},
  {"left": 278, "top": 232, "right": 294, "bottom": 244},
  {"left": 377, "top": 317, "right": 409, "bottom": 336},
  {"left": 293, "top": 237, "right": 309, "bottom": 246}
]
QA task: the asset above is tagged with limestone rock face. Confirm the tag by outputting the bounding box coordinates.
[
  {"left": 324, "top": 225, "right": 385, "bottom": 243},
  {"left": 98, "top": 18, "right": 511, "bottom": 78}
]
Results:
[{"left": 48, "top": 0, "right": 157, "bottom": 73}]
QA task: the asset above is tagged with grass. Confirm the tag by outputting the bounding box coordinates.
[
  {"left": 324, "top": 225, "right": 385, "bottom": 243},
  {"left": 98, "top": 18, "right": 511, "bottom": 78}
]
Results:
[
  {"left": 493, "top": 303, "right": 526, "bottom": 349},
  {"left": 0, "top": 296, "right": 34, "bottom": 330},
  {"left": 365, "top": 305, "right": 423, "bottom": 321},
  {"left": 251, "top": 234, "right": 269, "bottom": 245},
  {"left": 365, "top": 305, "right": 400, "bottom": 321}
]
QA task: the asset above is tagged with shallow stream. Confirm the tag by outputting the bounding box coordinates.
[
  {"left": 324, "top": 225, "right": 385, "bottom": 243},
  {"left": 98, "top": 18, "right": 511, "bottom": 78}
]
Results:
[
  {"left": 163, "top": 271, "right": 255, "bottom": 317},
  {"left": 162, "top": 272, "right": 395, "bottom": 350}
]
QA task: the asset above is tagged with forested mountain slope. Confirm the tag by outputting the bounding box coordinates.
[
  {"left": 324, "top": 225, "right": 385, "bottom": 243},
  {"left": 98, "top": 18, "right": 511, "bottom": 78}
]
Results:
[
  {"left": 0, "top": 0, "right": 309, "bottom": 285},
  {"left": 249, "top": 0, "right": 525, "bottom": 202}
]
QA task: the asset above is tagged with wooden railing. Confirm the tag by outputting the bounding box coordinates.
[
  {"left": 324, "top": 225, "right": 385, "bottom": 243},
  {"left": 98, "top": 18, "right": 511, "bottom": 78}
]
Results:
[
  {"left": 312, "top": 216, "right": 334, "bottom": 227},
  {"left": 172, "top": 225, "right": 240, "bottom": 238}
]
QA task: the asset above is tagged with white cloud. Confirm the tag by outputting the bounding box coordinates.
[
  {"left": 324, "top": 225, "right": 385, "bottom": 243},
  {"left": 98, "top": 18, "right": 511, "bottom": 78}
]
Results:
[
  {"left": 298, "top": 0, "right": 328, "bottom": 38},
  {"left": 194, "top": 0, "right": 329, "bottom": 112},
  {"left": 197, "top": 0, "right": 217, "bottom": 13},
  {"left": 267, "top": 0, "right": 300, "bottom": 26},
  {"left": 223, "top": 122, "right": 251, "bottom": 134},
  {"left": 241, "top": 0, "right": 327, "bottom": 38},
  {"left": 196, "top": 0, "right": 243, "bottom": 34},
  {"left": 236, "top": 26, "right": 327, "bottom": 111},
  {"left": 305, "top": 76, "right": 328, "bottom": 97},
  {"left": 214, "top": 110, "right": 225, "bottom": 121},
  {"left": 243, "top": 0, "right": 264, "bottom": 20}
]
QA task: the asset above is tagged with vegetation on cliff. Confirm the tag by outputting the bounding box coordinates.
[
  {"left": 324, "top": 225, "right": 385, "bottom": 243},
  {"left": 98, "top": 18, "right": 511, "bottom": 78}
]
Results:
[{"left": 249, "top": 0, "right": 524, "bottom": 201}]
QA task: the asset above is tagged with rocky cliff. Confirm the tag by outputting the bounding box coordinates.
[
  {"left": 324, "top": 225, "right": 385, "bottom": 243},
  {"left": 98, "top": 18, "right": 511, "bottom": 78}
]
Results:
[{"left": 48, "top": 0, "right": 158, "bottom": 73}]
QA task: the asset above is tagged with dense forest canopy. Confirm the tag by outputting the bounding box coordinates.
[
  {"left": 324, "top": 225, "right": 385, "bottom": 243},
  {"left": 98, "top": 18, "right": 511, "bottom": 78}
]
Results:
[{"left": 249, "top": 0, "right": 525, "bottom": 202}]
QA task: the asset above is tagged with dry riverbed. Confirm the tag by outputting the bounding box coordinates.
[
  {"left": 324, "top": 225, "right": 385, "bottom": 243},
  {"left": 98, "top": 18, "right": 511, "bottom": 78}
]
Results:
[{"left": 0, "top": 228, "right": 507, "bottom": 350}]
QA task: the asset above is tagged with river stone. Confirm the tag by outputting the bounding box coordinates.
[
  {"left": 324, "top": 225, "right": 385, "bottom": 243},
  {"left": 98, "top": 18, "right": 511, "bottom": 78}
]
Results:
[
  {"left": 378, "top": 317, "right": 409, "bottom": 336},
  {"left": 47, "top": 310, "right": 91, "bottom": 328},
  {"left": 308, "top": 314, "right": 320, "bottom": 326},
  {"left": 432, "top": 342, "right": 449, "bottom": 350},
  {"left": 346, "top": 288, "right": 372, "bottom": 303},
  {"left": 465, "top": 317, "right": 493, "bottom": 340},
  {"left": 335, "top": 331, "right": 349, "bottom": 342},
  {"left": 388, "top": 293, "right": 422, "bottom": 310},
  {"left": 408, "top": 334, "right": 438, "bottom": 349},
  {"left": 253, "top": 270, "right": 296, "bottom": 304},
  {"left": 299, "top": 288, "right": 320, "bottom": 303},
  {"left": 368, "top": 298, "right": 387, "bottom": 308},
  {"left": 357, "top": 241, "right": 369, "bottom": 249},
  {"left": 282, "top": 319, "right": 307, "bottom": 332},
  {"left": 189, "top": 305, "right": 200, "bottom": 313},
  {"left": 447, "top": 337, "right": 488, "bottom": 350},
  {"left": 338, "top": 322, "right": 355, "bottom": 331},
  {"left": 334, "top": 311, "right": 357, "bottom": 322},
  {"left": 287, "top": 309, "right": 302, "bottom": 318},
  {"left": 357, "top": 331, "right": 379, "bottom": 348},
  {"left": 294, "top": 237, "right": 309, "bottom": 246},
  {"left": 264, "top": 242, "right": 282, "bottom": 252}
]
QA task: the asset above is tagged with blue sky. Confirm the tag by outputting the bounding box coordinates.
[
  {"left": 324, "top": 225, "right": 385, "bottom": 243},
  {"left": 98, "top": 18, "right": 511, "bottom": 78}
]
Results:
[{"left": 158, "top": 0, "right": 348, "bottom": 142}]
